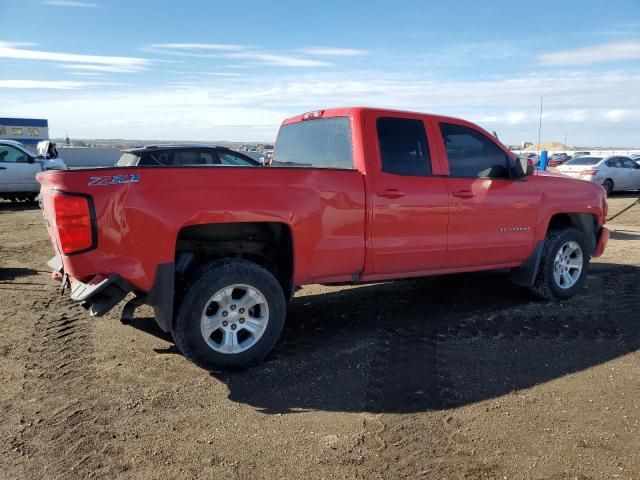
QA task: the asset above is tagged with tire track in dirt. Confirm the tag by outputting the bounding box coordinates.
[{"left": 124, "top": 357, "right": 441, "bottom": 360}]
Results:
[
  {"left": 8, "top": 296, "right": 125, "bottom": 479},
  {"left": 354, "top": 267, "right": 637, "bottom": 479}
]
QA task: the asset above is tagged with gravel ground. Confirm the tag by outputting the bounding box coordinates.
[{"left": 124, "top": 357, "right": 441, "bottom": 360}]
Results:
[{"left": 1, "top": 194, "right": 639, "bottom": 480}]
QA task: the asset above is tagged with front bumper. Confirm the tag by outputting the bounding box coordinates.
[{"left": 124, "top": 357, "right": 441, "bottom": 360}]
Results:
[{"left": 48, "top": 255, "right": 133, "bottom": 316}]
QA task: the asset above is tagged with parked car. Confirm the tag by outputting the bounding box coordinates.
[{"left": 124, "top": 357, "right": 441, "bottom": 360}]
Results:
[
  {"left": 115, "top": 144, "right": 260, "bottom": 167},
  {"left": 573, "top": 151, "right": 591, "bottom": 158},
  {"left": 0, "top": 140, "right": 67, "bottom": 202},
  {"left": 38, "top": 107, "right": 609, "bottom": 369},
  {"left": 556, "top": 155, "right": 640, "bottom": 195},
  {"left": 548, "top": 153, "right": 571, "bottom": 168}
]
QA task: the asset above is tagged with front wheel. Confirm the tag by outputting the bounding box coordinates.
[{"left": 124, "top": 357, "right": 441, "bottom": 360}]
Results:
[
  {"left": 530, "top": 228, "right": 590, "bottom": 300},
  {"left": 173, "top": 259, "right": 286, "bottom": 370}
]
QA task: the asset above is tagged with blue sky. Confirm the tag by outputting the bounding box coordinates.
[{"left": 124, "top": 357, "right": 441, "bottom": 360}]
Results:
[{"left": 1, "top": 0, "right": 639, "bottom": 145}]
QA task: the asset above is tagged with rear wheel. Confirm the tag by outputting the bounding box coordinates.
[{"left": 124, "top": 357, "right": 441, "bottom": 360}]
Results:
[
  {"left": 602, "top": 179, "right": 614, "bottom": 196},
  {"left": 173, "top": 259, "right": 286, "bottom": 370},
  {"left": 530, "top": 228, "right": 590, "bottom": 300}
]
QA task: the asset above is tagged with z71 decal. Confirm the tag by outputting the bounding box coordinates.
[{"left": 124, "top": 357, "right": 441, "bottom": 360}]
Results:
[{"left": 88, "top": 174, "right": 140, "bottom": 186}]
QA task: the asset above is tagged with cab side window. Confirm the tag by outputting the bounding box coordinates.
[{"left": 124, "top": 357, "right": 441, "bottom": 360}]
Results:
[
  {"left": 377, "top": 117, "right": 431, "bottom": 176},
  {"left": 0, "top": 145, "right": 29, "bottom": 163},
  {"left": 440, "top": 123, "right": 510, "bottom": 179}
]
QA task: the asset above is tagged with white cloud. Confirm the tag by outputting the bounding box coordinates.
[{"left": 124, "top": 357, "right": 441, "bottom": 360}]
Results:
[
  {"left": 68, "top": 72, "right": 107, "bottom": 77},
  {"left": 0, "top": 80, "right": 98, "bottom": 89},
  {"left": 149, "top": 43, "right": 245, "bottom": 51},
  {"left": 57, "top": 63, "right": 145, "bottom": 73},
  {"left": 537, "top": 40, "right": 640, "bottom": 65},
  {"left": 146, "top": 43, "right": 333, "bottom": 67},
  {"left": 225, "top": 52, "right": 332, "bottom": 67},
  {"left": 43, "top": 0, "right": 99, "bottom": 7},
  {"left": 300, "top": 47, "right": 368, "bottom": 57},
  {"left": 3, "top": 70, "right": 639, "bottom": 145},
  {"left": 604, "top": 109, "right": 626, "bottom": 122},
  {"left": 0, "top": 42, "right": 151, "bottom": 71},
  {"left": 203, "top": 72, "right": 245, "bottom": 77}
]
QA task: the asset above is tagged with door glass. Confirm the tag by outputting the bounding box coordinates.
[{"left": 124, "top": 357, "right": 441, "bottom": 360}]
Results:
[
  {"left": 440, "top": 123, "right": 510, "bottom": 178},
  {"left": 376, "top": 117, "right": 431, "bottom": 176},
  {"left": 0, "top": 145, "right": 29, "bottom": 163}
]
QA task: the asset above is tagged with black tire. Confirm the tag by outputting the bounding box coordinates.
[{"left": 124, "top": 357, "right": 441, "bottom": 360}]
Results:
[
  {"left": 173, "top": 259, "right": 286, "bottom": 370},
  {"left": 602, "top": 179, "right": 614, "bottom": 196},
  {"left": 530, "top": 228, "right": 590, "bottom": 300}
]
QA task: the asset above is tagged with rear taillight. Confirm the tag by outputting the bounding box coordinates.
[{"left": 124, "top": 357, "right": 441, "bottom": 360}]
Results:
[
  {"left": 53, "top": 193, "right": 95, "bottom": 255},
  {"left": 579, "top": 169, "right": 599, "bottom": 175}
]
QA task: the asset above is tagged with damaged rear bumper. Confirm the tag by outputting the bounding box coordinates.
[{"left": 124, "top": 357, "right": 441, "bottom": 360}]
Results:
[
  {"left": 47, "top": 255, "right": 175, "bottom": 332},
  {"left": 48, "top": 255, "right": 133, "bottom": 317}
]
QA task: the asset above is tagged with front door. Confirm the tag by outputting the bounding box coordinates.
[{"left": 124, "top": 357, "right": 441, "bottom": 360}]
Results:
[
  {"left": 365, "top": 113, "right": 449, "bottom": 275},
  {"left": 0, "top": 144, "right": 40, "bottom": 192},
  {"left": 434, "top": 121, "right": 539, "bottom": 268}
]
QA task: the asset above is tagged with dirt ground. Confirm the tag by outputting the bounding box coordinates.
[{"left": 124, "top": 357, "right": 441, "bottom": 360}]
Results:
[{"left": 1, "top": 194, "right": 639, "bottom": 480}]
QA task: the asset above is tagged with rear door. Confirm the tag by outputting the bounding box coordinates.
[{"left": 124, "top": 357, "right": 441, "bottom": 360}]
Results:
[
  {"left": 364, "top": 112, "right": 449, "bottom": 274},
  {"left": 434, "top": 120, "right": 539, "bottom": 268},
  {"left": 0, "top": 144, "right": 41, "bottom": 192}
]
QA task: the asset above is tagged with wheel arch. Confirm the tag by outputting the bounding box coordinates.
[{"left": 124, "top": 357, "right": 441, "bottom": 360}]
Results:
[
  {"left": 546, "top": 212, "right": 598, "bottom": 253},
  {"left": 513, "top": 211, "right": 598, "bottom": 288},
  {"left": 175, "top": 221, "right": 294, "bottom": 296},
  {"left": 148, "top": 221, "right": 294, "bottom": 333}
]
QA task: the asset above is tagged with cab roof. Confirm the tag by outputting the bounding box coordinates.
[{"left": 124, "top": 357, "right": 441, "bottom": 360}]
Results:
[{"left": 281, "top": 106, "right": 468, "bottom": 126}]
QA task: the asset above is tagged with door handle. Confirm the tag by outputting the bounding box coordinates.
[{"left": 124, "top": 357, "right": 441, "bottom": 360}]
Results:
[
  {"left": 376, "top": 189, "right": 405, "bottom": 199},
  {"left": 451, "top": 189, "right": 475, "bottom": 198},
  {"left": 0, "top": 167, "right": 6, "bottom": 170}
]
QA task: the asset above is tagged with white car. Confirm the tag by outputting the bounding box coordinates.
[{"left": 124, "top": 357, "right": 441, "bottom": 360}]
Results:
[
  {"left": 0, "top": 140, "right": 67, "bottom": 202},
  {"left": 556, "top": 155, "right": 640, "bottom": 196}
]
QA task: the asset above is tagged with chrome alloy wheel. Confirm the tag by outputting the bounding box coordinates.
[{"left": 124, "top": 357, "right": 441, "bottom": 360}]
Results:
[
  {"left": 200, "top": 284, "right": 269, "bottom": 354},
  {"left": 553, "top": 241, "right": 584, "bottom": 289}
]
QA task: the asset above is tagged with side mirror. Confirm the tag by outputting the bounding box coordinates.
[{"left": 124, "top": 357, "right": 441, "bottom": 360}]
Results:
[{"left": 514, "top": 156, "right": 533, "bottom": 178}]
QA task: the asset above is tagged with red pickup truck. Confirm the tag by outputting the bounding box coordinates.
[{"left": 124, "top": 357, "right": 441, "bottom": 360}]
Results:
[{"left": 38, "top": 107, "right": 609, "bottom": 369}]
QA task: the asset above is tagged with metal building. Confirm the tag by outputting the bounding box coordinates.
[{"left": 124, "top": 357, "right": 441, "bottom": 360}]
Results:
[{"left": 0, "top": 118, "right": 49, "bottom": 150}]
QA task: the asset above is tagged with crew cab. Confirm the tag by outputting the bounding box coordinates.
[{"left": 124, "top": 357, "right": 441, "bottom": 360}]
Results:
[{"left": 38, "top": 107, "right": 609, "bottom": 369}]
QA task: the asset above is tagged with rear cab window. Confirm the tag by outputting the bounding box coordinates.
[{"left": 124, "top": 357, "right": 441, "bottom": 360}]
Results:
[{"left": 273, "top": 116, "right": 354, "bottom": 169}]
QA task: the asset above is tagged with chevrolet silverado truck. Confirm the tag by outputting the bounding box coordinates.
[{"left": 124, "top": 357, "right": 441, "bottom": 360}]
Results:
[{"left": 38, "top": 107, "right": 609, "bottom": 369}]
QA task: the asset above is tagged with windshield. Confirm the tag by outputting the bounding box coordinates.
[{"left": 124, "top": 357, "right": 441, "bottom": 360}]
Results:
[
  {"left": 565, "top": 156, "right": 602, "bottom": 165},
  {"left": 116, "top": 152, "right": 140, "bottom": 166},
  {"left": 273, "top": 116, "right": 353, "bottom": 169}
]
